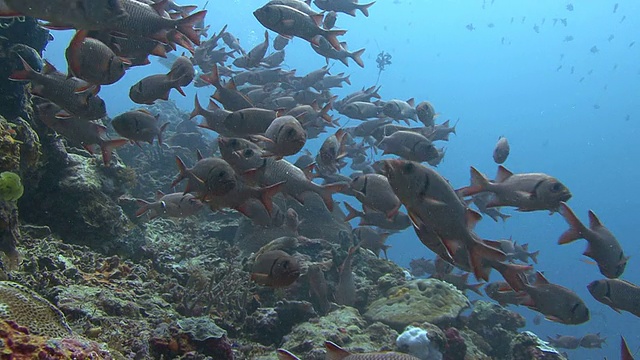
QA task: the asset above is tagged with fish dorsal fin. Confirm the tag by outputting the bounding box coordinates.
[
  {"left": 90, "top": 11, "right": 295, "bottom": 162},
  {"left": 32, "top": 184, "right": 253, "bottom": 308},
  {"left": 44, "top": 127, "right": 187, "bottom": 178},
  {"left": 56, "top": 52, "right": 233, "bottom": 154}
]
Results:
[
  {"left": 587, "top": 210, "right": 603, "bottom": 229},
  {"left": 155, "top": 190, "right": 165, "bottom": 200},
  {"left": 442, "top": 119, "right": 450, "bottom": 127},
  {"left": 43, "top": 60, "right": 58, "bottom": 74},
  {"left": 621, "top": 336, "right": 634, "bottom": 360},
  {"left": 196, "top": 149, "right": 204, "bottom": 161},
  {"left": 150, "top": 0, "right": 169, "bottom": 15},
  {"left": 276, "top": 349, "right": 301, "bottom": 360},
  {"left": 311, "top": 14, "right": 324, "bottom": 27},
  {"left": 534, "top": 271, "right": 549, "bottom": 285},
  {"left": 407, "top": 97, "right": 415, "bottom": 107},
  {"left": 465, "top": 208, "right": 482, "bottom": 229},
  {"left": 226, "top": 78, "right": 238, "bottom": 90},
  {"left": 496, "top": 165, "right": 513, "bottom": 183},
  {"left": 324, "top": 341, "right": 351, "bottom": 360}
]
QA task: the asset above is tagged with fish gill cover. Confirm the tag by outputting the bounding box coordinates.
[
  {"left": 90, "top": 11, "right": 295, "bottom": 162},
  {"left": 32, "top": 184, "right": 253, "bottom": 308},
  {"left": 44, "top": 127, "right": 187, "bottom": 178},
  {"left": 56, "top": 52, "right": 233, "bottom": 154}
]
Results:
[{"left": 0, "top": 0, "right": 637, "bottom": 359}]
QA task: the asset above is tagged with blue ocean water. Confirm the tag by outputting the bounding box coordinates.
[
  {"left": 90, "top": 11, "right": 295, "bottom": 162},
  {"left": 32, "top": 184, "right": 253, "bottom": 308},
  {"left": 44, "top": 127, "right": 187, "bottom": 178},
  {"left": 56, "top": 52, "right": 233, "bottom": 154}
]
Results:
[{"left": 41, "top": 1, "right": 640, "bottom": 359}]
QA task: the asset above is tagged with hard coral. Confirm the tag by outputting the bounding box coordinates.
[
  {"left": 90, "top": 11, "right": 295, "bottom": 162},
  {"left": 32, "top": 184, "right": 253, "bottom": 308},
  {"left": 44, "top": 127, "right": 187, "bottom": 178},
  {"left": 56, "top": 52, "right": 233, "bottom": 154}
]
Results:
[
  {"left": 0, "top": 281, "right": 72, "bottom": 337},
  {"left": 150, "top": 317, "right": 233, "bottom": 360}
]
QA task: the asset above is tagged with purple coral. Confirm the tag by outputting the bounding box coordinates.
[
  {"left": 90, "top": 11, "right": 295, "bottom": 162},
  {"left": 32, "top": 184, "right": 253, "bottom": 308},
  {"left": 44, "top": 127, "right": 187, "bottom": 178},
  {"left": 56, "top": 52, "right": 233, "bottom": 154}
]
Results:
[{"left": 443, "top": 327, "right": 466, "bottom": 360}]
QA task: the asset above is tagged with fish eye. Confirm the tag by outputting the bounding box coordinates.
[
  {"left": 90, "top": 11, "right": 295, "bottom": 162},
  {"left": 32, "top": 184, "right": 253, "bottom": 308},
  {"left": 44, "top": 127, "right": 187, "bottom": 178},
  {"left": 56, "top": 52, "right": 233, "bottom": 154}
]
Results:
[
  {"left": 550, "top": 182, "right": 563, "bottom": 192},
  {"left": 403, "top": 162, "right": 414, "bottom": 174},
  {"left": 218, "top": 170, "right": 227, "bottom": 178},
  {"left": 229, "top": 139, "right": 238, "bottom": 146},
  {"left": 244, "top": 149, "right": 254, "bottom": 157}
]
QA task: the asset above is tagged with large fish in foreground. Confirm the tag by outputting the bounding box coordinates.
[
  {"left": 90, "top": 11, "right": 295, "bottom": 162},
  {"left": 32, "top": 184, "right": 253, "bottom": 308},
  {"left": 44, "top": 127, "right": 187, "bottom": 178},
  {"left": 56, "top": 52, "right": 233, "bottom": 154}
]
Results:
[
  {"left": 65, "top": 30, "right": 129, "bottom": 85},
  {"left": 254, "top": 3, "right": 346, "bottom": 51},
  {"left": 375, "top": 159, "right": 507, "bottom": 282},
  {"left": 459, "top": 165, "right": 572, "bottom": 212},
  {"left": 0, "top": 0, "right": 128, "bottom": 29},
  {"left": 587, "top": 278, "right": 640, "bottom": 317},
  {"left": 520, "top": 271, "right": 590, "bottom": 325},
  {"left": 9, "top": 56, "right": 107, "bottom": 120}
]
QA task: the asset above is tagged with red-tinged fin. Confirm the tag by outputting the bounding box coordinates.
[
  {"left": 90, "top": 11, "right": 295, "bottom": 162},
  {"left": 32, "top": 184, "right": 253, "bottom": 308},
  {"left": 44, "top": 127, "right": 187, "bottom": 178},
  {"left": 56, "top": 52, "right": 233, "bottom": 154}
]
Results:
[
  {"left": 157, "top": 122, "right": 169, "bottom": 146},
  {"left": 319, "top": 182, "right": 348, "bottom": 211},
  {"left": 358, "top": 1, "right": 376, "bottom": 17},
  {"left": 386, "top": 202, "right": 401, "bottom": 220},
  {"left": 621, "top": 336, "right": 634, "bottom": 360},
  {"left": 155, "top": 190, "right": 165, "bottom": 200},
  {"left": 465, "top": 208, "right": 482, "bottom": 230},
  {"left": 324, "top": 341, "right": 351, "bottom": 360},
  {"left": 176, "top": 10, "right": 207, "bottom": 46},
  {"left": 200, "top": 66, "right": 219, "bottom": 87},
  {"left": 323, "top": 29, "right": 347, "bottom": 51},
  {"left": 150, "top": 43, "right": 168, "bottom": 58},
  {"left": 276, "top": 349, "right": 301, "bottom": 360},
  {"left": 68, "top": 30, "right": 89, "bottom": 77},
  {"left": 100, "top": 139, "right": 128, "bottom": 166},
  {"left": 468, "top": 282, "right": 484, "bottom": 296},
  {"left": 495, "top": 165, "right": 514, "bottom": 183},
  {"left": 150, "top": 0, "right": 169, "bottom": 15},
  {"left": 302, "top": 162, "right": 316, "bottom": 180},
  {"left": 494, "top": 262, "right": 532, "bottom": 292},
  {"left": 135, "top": 199, "right": 152, "bottom": 217},
  {"left": 311, "top": 14, "right": 323, "bottom": 27},
  {"left": 557, "top": 201, "right": 585, "bottom": 244},
  {"left": 259, "top": 181, "right": 286, "bottom": 215},
  {"left": 320, "top": 101, "right": 334, "bottom": 123},
  {"left": 529, "top": 250, "right": 540, "bottom": 264},
  {"left": 171, "top": 156, "right": 189, "bottom": 188},
  {"left": 190, "top": 94, "right": 204, "bottom": 119},
  {"left": 8, "top": 54, "right": 35, "bottom": 81},
  {"left": 468, "top": 241, "right": 508, "bottom": 281},
  {"left": 587, "top": 210, "right": 604, "bottom": 229},
  {"left": 179, "top": 5, "right": 199, "bottom": 15},
  {"left": 533, "top": 271, "right": 549, "bottom": 285},
  {"left": 407, "top": 97, "right": 415, "bottom": 107},
  {"left": 349, "top": 48, "right": 365, "bottom": 68},
  {"left": 55, "top": 110, "right": 73, "bottom": 119},
  {"left": 42, "top": 23, "right": 75, "bottom": 30},
  {"left": 168, "top": 29, "right": 195, "bottom": 54},
  {"left": 343, "top": 202, "right": 363, "bottom": 222},
  {"left": 458, "top": 166, "right": 489, "bottom": 197}
]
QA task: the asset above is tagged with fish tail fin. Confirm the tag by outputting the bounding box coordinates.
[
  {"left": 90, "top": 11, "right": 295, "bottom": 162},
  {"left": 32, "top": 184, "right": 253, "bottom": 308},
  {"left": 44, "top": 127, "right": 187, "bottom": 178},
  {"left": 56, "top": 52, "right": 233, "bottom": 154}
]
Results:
[
  {"left": 499, "top": 213, "right": 511, "bottom": 222},
  {"left": 558, "top": 201, "right": 585, "bottom": 244},
  {"left": 9, "top": 54, "right": 36, "bottom": 81},
  {"left": 468, "top": 241, "right": 507, "bottom": 282},
  {"left": 457, "top": 166, "right": 489, "bottom": 197},
  {"left": 350, "top": 48, "right": 366, "bottom": 68},
  {"left": 135, "top": 199, "right": 152, "bottom": 217},
  {"left": 319, "top": 182, "right": 348, "bottom": 211},
  {"left": 100, "top": 139, "right": 128, "bottom": 166},
  {"left": 171, "top": 156, "right": 189, "bottom": 188},
  {"left": 529, "top": 250, "right": 540, "bottom": 264},
  {"left": 358, "top": 1, "right": 376, "bottom": 17},
  {"left": 343, "top": 202, "right": 363, "bottom": 222},
  {"left": 190, "top": 94, "right": 204, "bottom": 119},
  {"left": 468, "top": 282, "right": 484, "bottom": 296},
  {"left": 176, "top": 10, "right": 207, "bottom": 46},
  {"left": 259, "top": 181, "right": 285, "bottom": 215},
  {"left": 323, "top": 29, "right": 347, "bottom": 51},
  {"left": 320, "top": 101, "right": 334, "bottom": 124},
  {"left": 200, "top": 64, "right": 220, "bottom": 87},
  {"left": 158, "top": 122, "right": 169, "bottom": 146}
]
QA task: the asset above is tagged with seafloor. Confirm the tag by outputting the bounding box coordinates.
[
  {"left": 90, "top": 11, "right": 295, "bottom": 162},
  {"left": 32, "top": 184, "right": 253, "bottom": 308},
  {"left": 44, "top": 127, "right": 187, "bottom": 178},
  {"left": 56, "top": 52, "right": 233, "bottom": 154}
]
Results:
[{"left": 0, "top": 15, "right": 568, "bottom": 360}]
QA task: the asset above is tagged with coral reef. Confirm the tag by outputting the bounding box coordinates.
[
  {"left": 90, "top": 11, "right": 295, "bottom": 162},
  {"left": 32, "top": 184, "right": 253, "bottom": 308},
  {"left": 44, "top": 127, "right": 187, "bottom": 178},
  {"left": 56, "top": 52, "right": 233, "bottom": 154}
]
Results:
[
  {"left": 467, "top": 301, "right": 526, "bottom": 358},
  {"left": 365, "top": 279, "right": 470, "bottom": 330},
  {"left": 396, "top": 326, "right": 443, "bottom": 360},
  {"left": 511, "top": 332, "right": 567, "bottom": 360}
]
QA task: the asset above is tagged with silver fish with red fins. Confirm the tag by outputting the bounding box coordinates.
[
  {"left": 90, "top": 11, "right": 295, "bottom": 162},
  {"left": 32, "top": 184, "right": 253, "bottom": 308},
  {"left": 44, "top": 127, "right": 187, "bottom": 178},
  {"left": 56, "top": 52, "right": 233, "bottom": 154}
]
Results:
[
  {"left": 65, "top": 30, "right": 129, "bottom": 85},
  {"left": 520, "top": 271, "right": 589, "bottom": 325},
  {"left": 459, "top": 165, "right": 572, "bottom": 212},
  {"left": 558, "top": 202, "right": 628, "bottom": 278},
  {"left": 135, "top": 191, "right": 203, "bottom": 219},
  {"left": 253, "top": 3, "right": 346, "bottom": 51},
  {"left": 250, "top": 249, "right": 300, "bottom": 287},
  {"left": 111, "top": 109, "right": 169, "bottom": 145}
]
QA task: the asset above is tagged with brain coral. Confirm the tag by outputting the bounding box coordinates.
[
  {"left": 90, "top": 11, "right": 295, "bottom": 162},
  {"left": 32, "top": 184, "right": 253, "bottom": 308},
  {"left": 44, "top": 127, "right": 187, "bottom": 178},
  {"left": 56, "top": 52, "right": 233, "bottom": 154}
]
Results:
[{"left": 0, "top": 281, "right": 72, "bottom": 337}]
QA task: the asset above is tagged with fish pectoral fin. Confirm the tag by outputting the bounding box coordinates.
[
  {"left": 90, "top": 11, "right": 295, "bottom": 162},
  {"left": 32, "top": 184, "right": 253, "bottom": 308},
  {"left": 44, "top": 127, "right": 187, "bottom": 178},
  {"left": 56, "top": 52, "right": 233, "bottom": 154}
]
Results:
[{"left": 250, "top": 272, "right": 270, "bottom": 285}]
